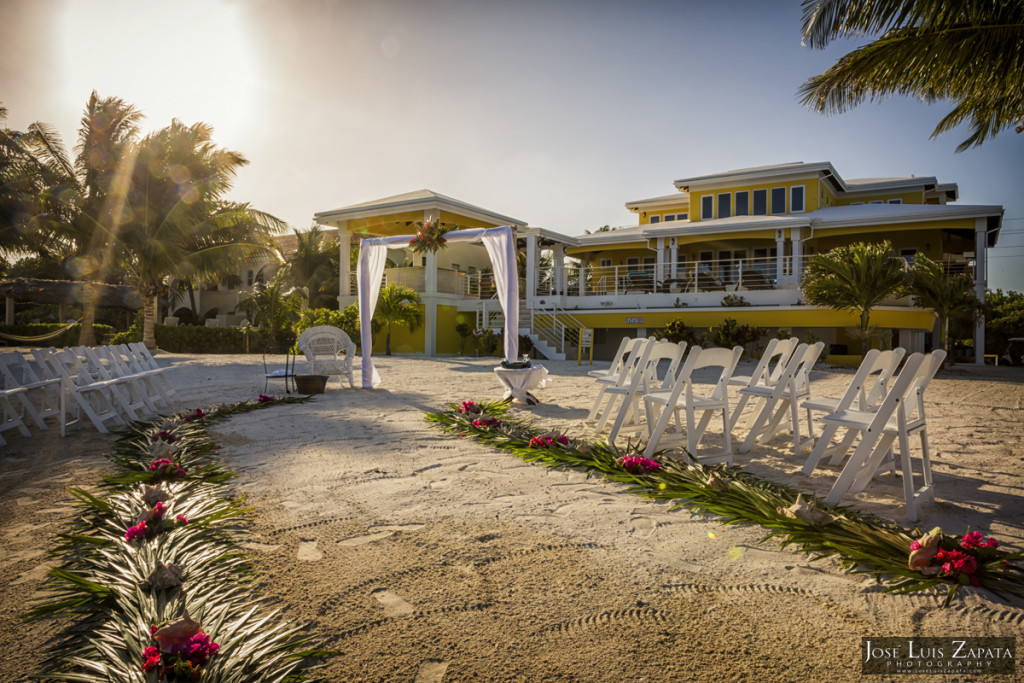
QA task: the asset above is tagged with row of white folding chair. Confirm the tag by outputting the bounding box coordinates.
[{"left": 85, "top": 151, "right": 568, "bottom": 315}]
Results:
[
  {"left": 805, "top": 349, "right": 946, "bottom": 522},
  {"left": 598, "top": 339, "right": 686, "bottom": 444},
  {"left": 728, "top": 337, "right": 799, "bottom": 431},
  {"left": 735, "top": 341, "right": 827, "bottom": 456},
  {"left": 587, "top": 337, "right": 652, "bottom": 424},
  {"left": 0, "top": 350, "right": 63, "bottom": 434}
]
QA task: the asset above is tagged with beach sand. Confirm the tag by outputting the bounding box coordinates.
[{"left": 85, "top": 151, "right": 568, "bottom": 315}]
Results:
[{"left": 2, "top": 352, "right": 1023, "bottom": 681}]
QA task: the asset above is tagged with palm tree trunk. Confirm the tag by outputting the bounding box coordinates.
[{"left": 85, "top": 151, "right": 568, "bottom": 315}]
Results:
[
  {"left": 187, "top": 282, "right": 197, "bottom": 316},
  {"left": 142, "top": 295, "right": 157, "bottom": 350},
  {"left": 385, "top": 327, "right": 392, "bottom": 356},
  {"left": 860, "top": 309, "right": 870, "bottom": 357},
  {"left": 79, "top": 284, "right": 98, "bottom": 347}
]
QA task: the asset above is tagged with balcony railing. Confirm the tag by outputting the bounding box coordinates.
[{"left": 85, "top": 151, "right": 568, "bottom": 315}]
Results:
[{"left": 347, "top": 267, "right": 500, "bottom": 298}]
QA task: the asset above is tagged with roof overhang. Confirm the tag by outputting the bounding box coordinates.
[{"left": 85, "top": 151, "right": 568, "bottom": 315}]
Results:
[
  {"left": 674, "top": 162, "right": 839, "bottom": 192},
  {"left": 314, "top": 191, "right": 526, "bottom": 228}
]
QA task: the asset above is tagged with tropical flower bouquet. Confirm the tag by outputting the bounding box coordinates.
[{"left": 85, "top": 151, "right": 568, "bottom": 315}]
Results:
[{"left": 409, "top": 219, "right": 452, "bottom": 254}]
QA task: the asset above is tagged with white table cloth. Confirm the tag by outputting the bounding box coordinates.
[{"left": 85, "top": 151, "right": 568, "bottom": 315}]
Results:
[{"left": 494, "top": 365, "right": 549, "bottom": 405}]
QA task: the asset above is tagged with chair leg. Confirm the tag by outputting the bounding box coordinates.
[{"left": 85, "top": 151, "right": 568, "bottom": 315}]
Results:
[{"left": 801, "top": 423, "right": 841, "bottom": 475}]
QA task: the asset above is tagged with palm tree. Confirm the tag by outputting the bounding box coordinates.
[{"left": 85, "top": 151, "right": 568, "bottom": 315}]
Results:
[
  {"left": 239, "top": 269, "right": 304, "bottom": 345},
  {"left": 11, "top": 93, "right": 143, "bottom": 344},
  {"left": 286, "top": 225, "right": 338, "bottom": 309},
  {"left": 120, "top": 119, "right": 286, "bottom": 348},
  {"left": 802, "top": 241, "right": 908, "bottom": 356},
  {"left": 799, "top": 0, "right": 1024, "bottom": 151},
  {"left": 374, "top": 283, "right": 423, "bottom": 356},
  {"left": 909, "top": 253, "right": 979, "bottom": 364}
]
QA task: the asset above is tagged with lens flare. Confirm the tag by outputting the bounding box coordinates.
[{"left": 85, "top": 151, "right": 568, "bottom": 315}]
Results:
[{"left": 706, "top": 531, "right": 716, "bottom": 540}]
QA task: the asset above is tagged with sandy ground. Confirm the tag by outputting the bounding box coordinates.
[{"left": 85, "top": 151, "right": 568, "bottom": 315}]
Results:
[{"left": 2, "top": 351, "right": 1023, "bottom": 682}]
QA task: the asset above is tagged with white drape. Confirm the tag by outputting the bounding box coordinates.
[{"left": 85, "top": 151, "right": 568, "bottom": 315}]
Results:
[{"left": 357, "top": 226, "right": 519, "bottom": 388}]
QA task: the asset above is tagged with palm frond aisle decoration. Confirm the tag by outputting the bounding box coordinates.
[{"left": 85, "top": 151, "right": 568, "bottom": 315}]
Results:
[
  {"left": 23, "top": 396, "right": 333, "bottom": 682},
  {"left": 424, "top": 400, "right": 1024, "bottom": 607}
]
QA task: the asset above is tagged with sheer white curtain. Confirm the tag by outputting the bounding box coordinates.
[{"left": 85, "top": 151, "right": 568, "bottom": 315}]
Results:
[{"left": 356, "top": 226, "right": 518, "bottom": 388}]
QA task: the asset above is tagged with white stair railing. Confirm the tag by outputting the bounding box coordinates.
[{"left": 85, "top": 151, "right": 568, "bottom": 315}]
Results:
[{"left": 531, "top": 305, "right": 586, "bottom": 357}]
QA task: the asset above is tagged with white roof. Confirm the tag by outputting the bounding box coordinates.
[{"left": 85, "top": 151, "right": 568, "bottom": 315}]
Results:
[{"left": 314, "top": 189, "right": 526, "bottom": 226}]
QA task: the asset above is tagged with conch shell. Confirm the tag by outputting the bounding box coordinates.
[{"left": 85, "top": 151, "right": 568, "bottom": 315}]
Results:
[
  {"left": 149, "top": 441, "right": 178, "bottom": 459},
  {"left": 777, "top": 494, "right": 835, "bottom": 526},
  {"left": 143, "top": 485, "right": 169, "bottom": 507},
  {"left": 153, "top": 609, "right": 202, "bottom": 653},
  {"left": 908, "top": 526, "right": 943, "bottom": 575},
  {"left": 705, "top": 473, "right": 727, "bottom": 492},
  {"left": 140, "top": 560, "right": 184, "bottom": 591}
]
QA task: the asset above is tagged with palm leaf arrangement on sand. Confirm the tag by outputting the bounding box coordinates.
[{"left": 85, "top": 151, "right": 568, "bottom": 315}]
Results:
[
  {"left": 425, "top": 399, "right": 1024, "bottom": 607},
  {"left": 23, "top": 395, "right": 332, "bottom": 682}
]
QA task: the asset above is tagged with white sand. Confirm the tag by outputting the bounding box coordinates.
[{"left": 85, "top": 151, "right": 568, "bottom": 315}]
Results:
[{"left": 2, "top": 352, "right": 1023, "bottom": 681}]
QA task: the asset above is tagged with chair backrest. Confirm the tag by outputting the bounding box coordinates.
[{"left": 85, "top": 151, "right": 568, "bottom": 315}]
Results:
[
  {"left": 0, "top": 351, "right": 35, "bottom": 389},
  {"left": 603, "top": 337, "right": 634, "bottom": 378},
  {"left": 901, "top": 349, "right": 946, "bottom": 423},
  {"left": 608, "top": 337, "right": 655, "bottom": 388},
  {"left": 689, "top": 345, "right": 744, "bottom": 402},
  {"left": 297, "top": 325, "right": 355, "bottom": 361},
  {"left": 627, "top": 340, "right": 686, "bottom": 396},
  {"left": 860, "top": 347, "right": 908, "bottom": 409},
  {"left": 742, "top": 336, "right": 799, "bottom": 388}
]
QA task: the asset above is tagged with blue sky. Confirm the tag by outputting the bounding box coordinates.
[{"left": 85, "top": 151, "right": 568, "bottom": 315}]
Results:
[{"left": 2, "top": 0, "right": 1022, "bottom": 289}]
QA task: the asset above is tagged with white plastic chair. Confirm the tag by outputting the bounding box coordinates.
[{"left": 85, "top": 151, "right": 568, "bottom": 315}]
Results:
[
  {"left": 0, "top": 351, "right": 62, "bottom": 431},
  {"left": 586, "top": 337, "right": 652, "bottom": 423},
  {"left": 0, "top": 387, "right": 31, "bottom": 445},
  {"left": 114, "top": 343, "right": 178, "bottom": 407},
  {"left": 818, "top": 350, "right": 946, "bottom": 521},
  {"left": 641, "top": 345, "right": 744, "bottom": 466},
  {"left": 41, "top": 348, "right": 130, "bottom": 435},
  {"left": 296, "top": 326, "right": 356, "bottom": 388},
  {"left": 728, "top": 337, "right": 799, "bottom": 431},
  {"left": 600, "top": 340, "right": 685, "bottom": 444},
  {"left": 800, "top": 348, "right": 906, "bottom": 476},
  {"left": 737, "top": 342, "right": 825, "bottom": 456},
  {"left": 587, "top": 336, "right": 631, "bottom": 380}
]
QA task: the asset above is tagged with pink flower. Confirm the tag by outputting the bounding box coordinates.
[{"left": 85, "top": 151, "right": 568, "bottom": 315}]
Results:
[
  {"left": 961, "top": 531, "right": 984, "bottom": 549},
  {"left": 457, "top": 400, "right": 482, "bottom": 414},
  {"left": 142, "top": 654, "right": 161, "bottom": 672},
  {"left": 618, "top": 455, "right": 662, "bottom": 474},
  {"left": 152, "top": 501, "right": 167, "bottom": 520},
  {"left": 175, "top": 514, "right": 189, "bottom": 525},
  {"left": 984, "top": 538, "right": 999, "bottom": 548},
  {"left": 257, "top": 394, "right": 274, "bottom": 403},
  {"left": 954, "top": 556, "right": 978, "bottom": 575},
  {"left": 910, "top": 540, "right": 921, "bottom": 551},
  {"left": 125, "top": 520, "right": 148, "bottom": 542},
  {"left": 472, "top": 417, "right": 500, "bottom": 428},
  {"left": 143, "top": 646, "right": 159, "bottom": 658}
]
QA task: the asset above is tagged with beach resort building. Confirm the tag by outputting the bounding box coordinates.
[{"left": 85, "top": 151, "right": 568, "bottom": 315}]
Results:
[{"left": 170, "top": 162, "right": 1002, "bottom": 363}]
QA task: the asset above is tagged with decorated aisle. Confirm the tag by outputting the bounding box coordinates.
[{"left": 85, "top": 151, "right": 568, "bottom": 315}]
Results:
[
  {"left": 24, "top": 395, "right": 332, "bottom": 682},
  {"left": 426, "top": 399, "right": 1024, "bottom": 607}
]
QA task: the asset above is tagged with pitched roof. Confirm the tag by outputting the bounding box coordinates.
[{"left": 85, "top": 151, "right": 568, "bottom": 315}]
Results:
[{"left": 313, "top": 189, "right": 526, "bottom": 226}]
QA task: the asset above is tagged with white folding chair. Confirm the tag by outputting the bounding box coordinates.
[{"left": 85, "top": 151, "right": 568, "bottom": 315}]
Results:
[
  {"left": 0, "top": 351, "right": 62, "bottom": 431},
  {"left": 737, "top": 342, "right": 825, "bottom": 456},
  {"left": 119, "top": 343, "right": 178, "bottom": 404},
  {"left": 42, "top": 348, "right": 130, "bottom": 435},
  {"left": 641, "top": 345, "right": 743, "bottom": 466},
  {"left": 800, "top": 348, "right": 906, "bottom": 475},
  {"left": 99, "top": 345, "right": 175, "bottom": 412},
  {"left": 586, "top": 337, "right": 651, "bottom": 423},
  {"left": 600, "top": 340, "right": 685, "bottom": 444},
  {"left": 77, "top": 346, "right": 156, "bottom": 419},
  {"left": 728, "top": 337, "right": 799, "bottom": 430},
  {"left": 818, "top": 350, "right": 945, "bottom": 521},
  {"left": 587, "top": 336, "right": 631, "bottom": 380},
  {"left": 0, "top": 387, "right": 32, "bottom": 445}
]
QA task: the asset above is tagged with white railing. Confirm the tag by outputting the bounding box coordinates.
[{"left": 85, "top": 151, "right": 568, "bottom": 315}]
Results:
[{"left": 531, "top": 305, "right": 587, "bottom": 356}]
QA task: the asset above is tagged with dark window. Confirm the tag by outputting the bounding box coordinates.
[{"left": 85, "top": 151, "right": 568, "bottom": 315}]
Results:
[
  {"left": 649, "top": 215, "right": 660, "bottom": 224},
  {"left": 701, "top": 195, "right": 713, "bottom": 220},
  {"left": 735, "top": 191, "right": 749, "bottom": 216},
  {"left": 771, "top": 187, "right": 786, "bottom": 214},
  {"left": 718, "top": 193, "right": 731, "bottom": 219},
  {"left": 753, "top": 189, "right": 767, "bottom": 215},
  {"left": 791, "top": 186, "right": 805, "bottom": 212}
]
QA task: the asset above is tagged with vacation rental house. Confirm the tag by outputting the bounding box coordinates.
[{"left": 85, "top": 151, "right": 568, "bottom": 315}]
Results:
[{"left": 170, "top": 162, "right": 1002, "bottom": 362}]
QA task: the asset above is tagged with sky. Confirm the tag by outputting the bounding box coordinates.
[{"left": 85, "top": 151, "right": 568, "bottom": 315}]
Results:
[{"left": 2, "top": 0, "right": 1022, "bottom": 289}]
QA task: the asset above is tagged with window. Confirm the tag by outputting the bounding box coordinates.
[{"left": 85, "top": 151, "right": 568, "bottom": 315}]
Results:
[
  {"left": 790, "top": 186, "right": 804, "bottom": 213},
  {"left": 626, "top": 257, "right": 641, "bottom": 272},
  {"left": 900, "top": 248, "right": 918, "bottom": 267},
  {"left": 246, "top": 270, "right": 254, "bottom": 287},
  {"left": 643, "top": 256, "right": 656, "bottom": 273},
  {"left": 770, "top": 187, "right": 786, "bottom": 214},
  {"left": 753, "top": 189, "right": 767, "bottom": 215},
  {"left": 701, "top": 195, "right": 713, "bottom": 220},
  {"left": 599, "top": 258, "right": 612, "bottom": 268},
  {"left": 678, "top": 212, "right": 688, "bottom": 220},
  {"left": 649, "top": 215, "right": 660, "bottom": 224},
  {"left": 851, "top": 201, "right": 865, "bottom": 205},
  {"left": 718, "top": 193, "right": 731, "bottom": 219},
  {"left": 468, "top": 266, "right": 477, "bottom": 274},
  {"left": 735, "top": 191, "right": 749, "bottom": 216},
  {"left": 888, "top": 198, "right": 903, "bottom": 204},
  {"left": 753, "top": 246, "right": 778, "bottom": 281},
  {"left": 868, "top": 200, "right": 884, "bottom": 204},
  {"left": 451, "top": 263, "right": 460, "bottom": 272}
]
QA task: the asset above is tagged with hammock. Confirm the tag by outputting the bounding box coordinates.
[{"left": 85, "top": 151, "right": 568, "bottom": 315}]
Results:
[{"left": 0, "top": 319, "right": 83, "bottom": 344}]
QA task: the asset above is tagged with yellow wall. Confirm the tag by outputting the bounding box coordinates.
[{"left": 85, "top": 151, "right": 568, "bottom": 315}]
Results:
[
  {"left": 372, "top": 304, "right": 426, "bottom": 354},
  {"left": 836, "top": 191, "right": 922, "bottom": 206},
  {"left": 569, "top": 307, "right": 935, "bottom": 332},
  {"left": 637, "top": 202, "right": 690, "bottom": 225},
  {"left": 690, "top": 174, "right": 820, "bottom": 222},
  {"left": 437, "top": 305, "right": 467, "bottom": 354},
  {"left": 565, "top": 243, "right": 652, "bottom": 260}
]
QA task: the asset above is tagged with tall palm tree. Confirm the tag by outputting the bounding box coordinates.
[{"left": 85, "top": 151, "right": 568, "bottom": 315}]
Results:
[
  {"left": 374, "top": 283, "right": 423, "bottom": 356},
  {"left": 239, "top": 269, "right": 303, "bottom": 345},
  {"left": 0, "top": 104, "right": 50, "bottom": 256},
  {"left": 909, "top": 253, "right": 978, "bottom": 363},
  {"left": 12, "top": 93, "right": 143, "bottom": 344},
  {"left": 799, "top": 0, "right": 1024, "bottom": 150},
  {"left": 802, "top": 241, "right": 908, "bottom": 356},
  {"left": 286, "top": 225, "right": 338, "bottom": 309},
  {"left": 120, "top": 119, "right": 286, "bottom": 348}
]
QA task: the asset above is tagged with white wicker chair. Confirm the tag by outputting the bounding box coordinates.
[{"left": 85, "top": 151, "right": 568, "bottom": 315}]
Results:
[{"left": 296, "top": 326, "right": 356, "bottom": 388}]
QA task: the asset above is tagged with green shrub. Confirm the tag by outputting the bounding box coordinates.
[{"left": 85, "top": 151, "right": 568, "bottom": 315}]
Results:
[
  {"left": 655, "top": 318, "right": 704, "bottom": 347},
  {"left": 0, "top": 323, "right": 116, "bottom": 347},
  {"left": 721, "top": 293, "right": 752, "bottom": 307},
  {"left": 113, "top": 324, "right": 276, "bottom": 353},
  {"left": 708, "top": 317, "right": 761, "bottom": 353}
]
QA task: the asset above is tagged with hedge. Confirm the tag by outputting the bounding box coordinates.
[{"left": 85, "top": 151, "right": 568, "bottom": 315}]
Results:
[
  {"left": 111, "top": 324, "right": 282, "bottom": 353},
  {"left": 0, "top": 323, "right": 117, "bottom": 347}
]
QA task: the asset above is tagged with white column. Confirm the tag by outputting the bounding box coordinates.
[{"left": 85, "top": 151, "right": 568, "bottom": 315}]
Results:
[
  {"left": 775, "top": 229, "right": 786, "bottom": 285},
  {"left": 552, "top": 243, "right": 565, "bottom": 296},
  {"left": 424, "top": 301, "right": 437, "bottom": 356},
  {"left": 669, "top": 238, "right": 678, "bottom": 279},
  {"left": 525, "top": 234, "right": 538, "bottom": 307},
  {"left": 581, "top": 257, "right": 590, "bottom": 296},
  {"left": 974, "top": 217, "right": 987, "bottom": 364},
  {"left": 337, "top": 221, "right": 350, "bottom": 300},
  {"left": 655, "top": 237, "right": 665, "bottom": 284},
  {"left": 790, "top": 227, "right": 804, "bottom": 285}
]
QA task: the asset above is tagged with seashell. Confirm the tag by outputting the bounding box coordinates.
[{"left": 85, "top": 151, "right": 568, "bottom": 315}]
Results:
[
  {"left": 149, "top": 441, "right": 178, "bottom": 460},
  {"left": 576, "top": 443, "right": 592, "bottom": 455},
  {"left": 908, "top": 526, "right": 943, "bottom": 574},
  {"left": 140, "top": 560, "right": 184, "bottom": 591},
  {"left": 153, "top": 609, "right": 202, "bottom": 653},
  {"left": 705, "top": 473, "right": 727, "bottom": 492},
  {"left": 143, "top": 485, "right": 169, "bottom": 507},
  {"left": 777, "top": 494, "right": 835, "bottom": 526}
]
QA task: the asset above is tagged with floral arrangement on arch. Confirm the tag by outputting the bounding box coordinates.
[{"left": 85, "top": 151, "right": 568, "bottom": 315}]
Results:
[{"left": 409, "top": 219, "right": 453, "bottom": 254}]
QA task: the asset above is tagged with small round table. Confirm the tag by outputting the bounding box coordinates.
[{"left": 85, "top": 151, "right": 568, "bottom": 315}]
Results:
[{"left": 493, "top": 365, "right": 549, "bottom": 405}]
